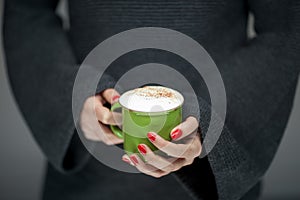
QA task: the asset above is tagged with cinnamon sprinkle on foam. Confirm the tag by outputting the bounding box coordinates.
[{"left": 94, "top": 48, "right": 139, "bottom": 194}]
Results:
[{"left": 134, "top": 86, "right": 175, "bottom": 98}]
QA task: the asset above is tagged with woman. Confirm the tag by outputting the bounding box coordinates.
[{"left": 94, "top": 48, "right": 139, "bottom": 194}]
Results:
[{"left": 3, "top": 0, "right": 300, "bottom": 199}]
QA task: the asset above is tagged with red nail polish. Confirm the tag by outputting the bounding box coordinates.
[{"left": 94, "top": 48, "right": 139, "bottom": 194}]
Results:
[
  {"left": 147, "top": 132, "right": 156, "bottom": 142},
  {"left": 171, "top": 129, "right": 182, "bottom": 140},
  {"left": 130, "top": 155, "right": 138, "bottom": 165},
  {"left": 122, "top": 157, "right": 130, "bottom": 164},
  {"left": 112, "top": 95, "right": 120, "bottom": 102},
  {"left": 138, "top": 144, "right": 147, "bottom": 155}
]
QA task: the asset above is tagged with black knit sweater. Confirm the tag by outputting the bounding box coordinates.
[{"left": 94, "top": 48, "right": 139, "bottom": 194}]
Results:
[{"left": 3, "top": 0, "right": 300, "bottom": 199}]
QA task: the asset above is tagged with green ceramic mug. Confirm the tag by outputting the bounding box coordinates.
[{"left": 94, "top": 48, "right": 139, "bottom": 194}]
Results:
[{"left": 110, "top": 86, "right": 184, "bottom": 155}]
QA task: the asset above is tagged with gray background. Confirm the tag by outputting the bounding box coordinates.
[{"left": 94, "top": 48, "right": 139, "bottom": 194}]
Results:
[{"left": 0, "top": 0, "right": 299, "bottom": 199}]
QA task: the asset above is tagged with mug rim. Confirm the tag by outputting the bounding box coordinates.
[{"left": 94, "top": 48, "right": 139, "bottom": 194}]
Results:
[
  {"left": 120, "top": 103, "right": 183, "bottom": 115},
  {"left": 118, "top": 87, "right": 184, "bottom": 114}
]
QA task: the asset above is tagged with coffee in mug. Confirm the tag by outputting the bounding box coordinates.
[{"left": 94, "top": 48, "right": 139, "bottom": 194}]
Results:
[{"left": 110, "top": 86, "right": 184, "bottom": 154}]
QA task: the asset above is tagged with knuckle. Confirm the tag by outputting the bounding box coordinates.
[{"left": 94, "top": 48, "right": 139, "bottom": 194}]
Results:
[
  {"left": 185, "top": 158, "right": 195, "bottom": 166},
  {"left": 85, "top": 134, "right": 97, "bottom": 141},
  {"left": 187, "top": 116, "right": 198, "bottom": 124},
  {"left": 153, "top": 172, "right": 166, "bottom": 178},
  {"left": 153, "top": 174, "right": 162, "bottom": 178},
  {"left": 167, "top": 164, "right": 175, "bottom": 172},
  {"left": 102, "top": 138, "right": 112, "bottom": 145},
  {"left": 195, "top": 146, "right": 202, "bottom": 157},
  {"left": 189, "top": 159, "right": 195, "bottom": 165},
  {"left": 102, "top": 140, "right": 109, "bottom": 145},
  {"left": 84, "top": 96, "right": 93, "bottom": 105},
  {"left": 101, "top": 114, "right": 111, "bottom": 124},
  {"left": 80, "top": 126, "right": 89, "bottom": 134},
  {"left": 84, "top": 135, "right": 93, "bottom": 140},
  {"left": 172, "top": 165, "right": 182, "bottom": 172},
  {"left": 190, "top": 140, "right": 201, "bottom": 157},
  {"left": 161, "top": 172, "right": 170, "bottom": 177},
  {"left": 106, "top": 141, "right": 115, "bottom": 146}
]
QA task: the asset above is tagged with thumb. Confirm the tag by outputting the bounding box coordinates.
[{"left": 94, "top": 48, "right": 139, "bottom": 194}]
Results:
[{"left": 102, "top": 88, "right": 121, "bottom": 104}]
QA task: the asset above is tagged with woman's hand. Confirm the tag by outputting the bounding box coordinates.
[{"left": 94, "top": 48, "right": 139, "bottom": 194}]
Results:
[
  {"left": 122, "top": 116, "right": 201, "bottom": 178},
  {"left": 80, "top": 88, "right": 123, "bottom": 145}
]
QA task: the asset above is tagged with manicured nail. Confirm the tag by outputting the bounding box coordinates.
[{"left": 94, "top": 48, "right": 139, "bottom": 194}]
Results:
[
  {"left": 147, "top": 132, "right": 156, "bottom": 142},
  {"left": 112, "top": 95, "right": 120, "bottom": 102},
  {"left": 171, "top": 128, "right": 182, "bottom": 140},
  {"left": 137, "top": 144, "right": 147, "bottom": 155},
  {"left": 122, "top": 157, "right": 130, "bottom": 164},
  {"left": 130, "top": 155, "right": 139, "bottom": 165}
]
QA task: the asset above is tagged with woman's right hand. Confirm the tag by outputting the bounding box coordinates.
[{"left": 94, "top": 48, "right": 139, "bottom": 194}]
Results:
[{"left": 80, "top": 88, "right": 123, "bottom": 145}]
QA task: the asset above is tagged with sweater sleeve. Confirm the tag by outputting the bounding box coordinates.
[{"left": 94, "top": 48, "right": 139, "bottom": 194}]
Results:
[
  {"left": 175, "top": 0, "right": 300, "bottom": 199},
  {"left": 3, "top": 0, "right": 115, "bottom": 173}
]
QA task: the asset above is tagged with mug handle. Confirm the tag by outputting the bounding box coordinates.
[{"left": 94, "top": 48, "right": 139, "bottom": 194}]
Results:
[{"left": 110, "top": 102, "right": 124, "bottom": 139}]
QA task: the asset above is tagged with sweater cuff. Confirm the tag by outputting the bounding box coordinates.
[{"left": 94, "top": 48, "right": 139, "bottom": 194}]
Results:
[
  {"left": 61, "top": 129, "right": 92, "bottom": 173},
  {"left": 60, "top": 73, "right": 116, "bottom": 173},
  {"left": 174, "top": 96, "right": 218, "bottom": 200}
]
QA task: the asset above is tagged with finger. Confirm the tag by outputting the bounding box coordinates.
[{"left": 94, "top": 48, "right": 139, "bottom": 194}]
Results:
[
  {"left": 94, "top": 91, "right": 122, "bottom": 125},
  {"left": 95, "top": 105, "right": 122, "bottom": 125},
  {"left": 128, "top": 154, "right": 169, "bottom": 178},
  {"left": 102, "top": 88, "right": 120, "bottom": 105},
  {"left": 147, "top": 132, "right": 201, "bottom": 158},
  {"left": 99, "top": 123, "right": 123, "bottom": 145},
  {"left": 122, "top": 154, "right": 134, "bottom": 166},
  {"left": 170, "top": 116, "right": 199, "bottom": 141},
  {"left": 137, "top": 144, "right": 175, "bottom": 171},
  {"left": 95, "top": 93, "right": 106, "bottom": 105}
]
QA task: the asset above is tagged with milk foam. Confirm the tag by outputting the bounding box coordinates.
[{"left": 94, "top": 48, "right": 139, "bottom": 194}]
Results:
[{"left": 119, "top": 86, "right": 183, "bottom": 112}]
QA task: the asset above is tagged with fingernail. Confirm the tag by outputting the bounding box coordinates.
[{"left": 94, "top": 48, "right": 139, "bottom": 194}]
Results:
[
  {"left": 112, "top": 95, "right": 120, "bottom": 102},
  {"left": 171, "top": 128, "right": 182, "bottom": 140},
  {"left": 130, "top": 155, "right": 139, "bottom": 165},
  {"left": 122, "top": 157, "right": 130, "bottom": 164},
  {"left": 137, "top": 144, "right": 147, "bottom": 155},
  {"left": 147, "top": 132, "right": 156, "bottom": 142}
]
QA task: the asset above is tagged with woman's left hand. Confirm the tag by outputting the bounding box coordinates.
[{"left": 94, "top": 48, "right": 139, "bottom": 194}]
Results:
[{"left": 122, "top": 116, "right": 202, "bottom": 178}]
